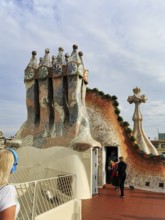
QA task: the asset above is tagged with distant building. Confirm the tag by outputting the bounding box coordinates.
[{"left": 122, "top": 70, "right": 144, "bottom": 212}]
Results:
[
  {"left": 151, "top": 133, "right": 165, "bottom": 155},
  {"left": 158, "top": 133, "right": 165, "bottom": 140}
]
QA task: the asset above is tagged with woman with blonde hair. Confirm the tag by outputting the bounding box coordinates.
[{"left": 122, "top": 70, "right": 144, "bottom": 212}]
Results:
[{"left": 0, "top": 148, "right": 20, "bottom": 219}]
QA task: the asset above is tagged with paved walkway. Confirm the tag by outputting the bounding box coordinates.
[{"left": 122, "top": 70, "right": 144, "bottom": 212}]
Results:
[{"left": 82, "top": 185, "right": 165, "bottom": 220}]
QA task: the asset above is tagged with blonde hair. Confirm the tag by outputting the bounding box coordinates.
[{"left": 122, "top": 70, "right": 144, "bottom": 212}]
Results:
[{"left": 0, "top": 149, "right": 14, "bottom": 185}]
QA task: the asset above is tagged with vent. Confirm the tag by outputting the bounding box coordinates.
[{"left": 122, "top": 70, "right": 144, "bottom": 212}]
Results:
[
  {"left": 145, "top": 182, "right": 150, "bottom": 186},
  {"left": 159, "top": 183, "right": 164, "bottom": 188}
]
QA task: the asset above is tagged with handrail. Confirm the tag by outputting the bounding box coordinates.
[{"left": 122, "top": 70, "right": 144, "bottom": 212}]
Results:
[{"left": 9, "top": 166, "right": 76, "bottom": 220}]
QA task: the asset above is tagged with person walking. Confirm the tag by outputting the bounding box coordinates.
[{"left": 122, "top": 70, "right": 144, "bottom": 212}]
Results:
[
  {"left": 0, "top": 148, "right": 20, "bottom": 219},
  {"left": 118, "top": 156, "right": 127, "bottom": 197}
]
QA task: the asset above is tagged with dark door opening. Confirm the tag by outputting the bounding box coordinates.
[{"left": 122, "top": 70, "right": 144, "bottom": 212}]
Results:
[{"left": 105, "top": 146, "right": 118, "bottom": 184}]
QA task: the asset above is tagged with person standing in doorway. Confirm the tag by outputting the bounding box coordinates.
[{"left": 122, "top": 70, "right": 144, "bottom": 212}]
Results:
[
  {"left": 107, "top": 151, "right": 117, "bottom": 184},
  {"left": 118, "top": 156, "right": 127, "bottom": 197},
  {"left": 112, "top": 157, "right": 119, "bottom": 189}
]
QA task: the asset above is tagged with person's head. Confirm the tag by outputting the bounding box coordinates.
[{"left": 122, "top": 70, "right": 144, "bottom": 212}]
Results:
[
  {"left": 0, "top": 148, "right": 18, "bottom": 185},
  {"left": 119, "top": 156, "right": 124, "bottom": 161}
]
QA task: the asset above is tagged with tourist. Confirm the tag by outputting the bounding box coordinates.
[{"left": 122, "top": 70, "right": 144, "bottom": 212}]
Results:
[
  {"left": 0, "top": 148, "right": 20, "bottom": 219},
  {"left": 111, "top": 157, "right": 119, "bottom": 189},
  {"left": 108, "top": 159, "right": 115, "bottom": 183},
  {"left": 107, "top": 151, "right": 117, "bottom": 183},
  {"left": 118, "top": 156, "right": 127, "bottom": 197}
]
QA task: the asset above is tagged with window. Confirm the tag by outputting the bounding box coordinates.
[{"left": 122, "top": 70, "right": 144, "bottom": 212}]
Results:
[
  {"left": 153, "top": 144, "right": 158, "bottom": 148},
  {"left": 161, "top": 144, "right": 165, "bottom": 148}
]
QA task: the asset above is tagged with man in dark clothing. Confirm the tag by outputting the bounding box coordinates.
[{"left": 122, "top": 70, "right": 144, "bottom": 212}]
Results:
[{"left": 118, "top": 156, "right": 127, "bottom": 197}]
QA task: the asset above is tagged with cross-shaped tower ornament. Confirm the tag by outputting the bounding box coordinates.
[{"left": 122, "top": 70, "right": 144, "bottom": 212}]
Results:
[{"left": 127, "top": 87, "right": 158, "bottom": 155}]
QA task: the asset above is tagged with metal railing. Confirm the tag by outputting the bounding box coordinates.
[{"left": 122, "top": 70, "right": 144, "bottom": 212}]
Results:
[{"left": 9, "top": 166, "right": 76, "bottom": 220}]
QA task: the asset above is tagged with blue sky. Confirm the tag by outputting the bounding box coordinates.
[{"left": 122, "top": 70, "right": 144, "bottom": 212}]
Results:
[{"left": 1, "top": 0, "right": 165, "bottom": 139}]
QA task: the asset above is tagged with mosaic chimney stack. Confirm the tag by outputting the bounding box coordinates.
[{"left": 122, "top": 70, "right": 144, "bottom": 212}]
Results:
[
  {"left": 16, "top": 45, "right": 100, "bottom": 150},
  {"left": 127, "top": 87, "right": 158, "bottom": 155}
]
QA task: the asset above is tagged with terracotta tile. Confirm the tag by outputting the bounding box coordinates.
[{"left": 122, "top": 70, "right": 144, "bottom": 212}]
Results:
[{"left": 82, "top": 185, "right": 165, "bottom": 220}]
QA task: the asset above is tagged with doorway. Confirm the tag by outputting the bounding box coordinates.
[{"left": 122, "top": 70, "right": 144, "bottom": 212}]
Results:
[{"left": 102, "top": 146, "right": 118, "bottom": 184}]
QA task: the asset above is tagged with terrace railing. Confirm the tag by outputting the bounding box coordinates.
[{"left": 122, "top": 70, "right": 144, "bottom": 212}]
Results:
[{"left": 9, "top": 166, "right": 76, "bottom": 220}]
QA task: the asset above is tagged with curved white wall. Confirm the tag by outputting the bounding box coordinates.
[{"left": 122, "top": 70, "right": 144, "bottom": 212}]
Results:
[
  {"left": 35, "top": 200, "right": 81, "bottom": 220},
  {"left": 17, "top": 146, "right": 92, "bottom": 199}
]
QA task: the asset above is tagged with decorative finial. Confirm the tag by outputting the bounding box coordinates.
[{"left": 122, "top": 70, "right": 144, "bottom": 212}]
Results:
[
  {"left": 52, "top": 55, "right": 56, "bottom": 66},
  {"left": 56, "top": 47, "right": 64, "bottom": 64},
  {"left": 65, "top": 53, "right": 70, "bottom": 64},
  {"left": 133, "top": 87, "right": 141, "bottom": 95},
  {"left": 42, "top": 48, "right": 51, "bottom": 67},
  {"left": 78, "top": 51, "right": 84, "bottom": 66},
  {"left": 59, "top": 47, "right": 64, "bottom": 52},
  {"left": 32, "top": 51, "right": 37, "bottom": 56},
  {"left": 71, "top": 44, "right": 81, "bottom": 63},
  {"left": 73, "top": 44, "right": 78, "bottom": 50},
  {"left": 27, "top": 50, "right": 38, "bottom": 69},
  {"left": 127, "top": 87, "right": 158, "bottom": 155},
  {"left": 39, "top": 57, "right": 43, "bottom": 66},
  {"left": 78, "top": 51, "right": 83, "bottom": 56},
  {"left": 45, "top": 48, "right": 50, "bottom": 54},
  {"left": 128, "top": 87, "right": 147, "bottom": 104}
]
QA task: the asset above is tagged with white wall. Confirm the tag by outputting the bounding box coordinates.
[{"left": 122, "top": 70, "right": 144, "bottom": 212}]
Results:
[
  {"left": 17, "top": 146, "right": 92, "bottom": 199},
  {"left": 35, "top": 200, "right": 81, "bottom": 220}
]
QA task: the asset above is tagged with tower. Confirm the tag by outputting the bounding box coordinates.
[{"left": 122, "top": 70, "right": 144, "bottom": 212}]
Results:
[
  {"left": 16, "top": 45, "right": 100, "bottom": 151},
  {"left": 127, "top": 87, "right": 158, "bottom": 155}
]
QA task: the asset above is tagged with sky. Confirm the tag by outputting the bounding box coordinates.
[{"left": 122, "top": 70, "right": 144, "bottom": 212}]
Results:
[{"left": 1, "top": 0, "right": 165, "bottom": 139}]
